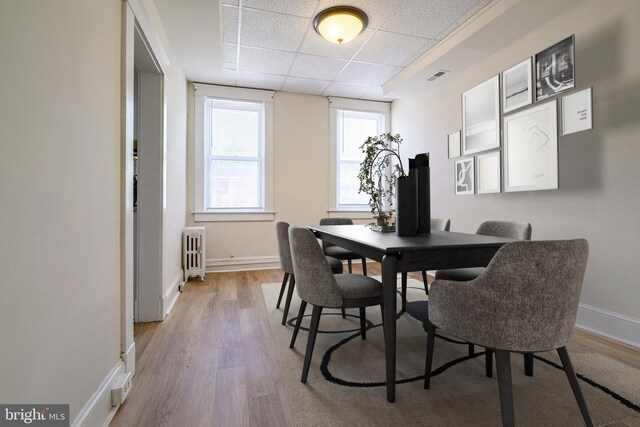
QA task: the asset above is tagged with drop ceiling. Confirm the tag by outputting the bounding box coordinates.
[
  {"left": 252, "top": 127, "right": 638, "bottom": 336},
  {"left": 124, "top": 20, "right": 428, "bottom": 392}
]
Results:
[{"left": 155, "top": 0, "right": 492, "bottom": 101}]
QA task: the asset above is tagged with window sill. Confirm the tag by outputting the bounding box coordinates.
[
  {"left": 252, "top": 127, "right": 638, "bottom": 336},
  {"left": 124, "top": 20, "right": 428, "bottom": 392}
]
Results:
[
  {"left": 326, "top": 210, "right": 374, "bottom": 220},
  {"left": 193, "top": 211, "right": 275, "bottom": 222}
]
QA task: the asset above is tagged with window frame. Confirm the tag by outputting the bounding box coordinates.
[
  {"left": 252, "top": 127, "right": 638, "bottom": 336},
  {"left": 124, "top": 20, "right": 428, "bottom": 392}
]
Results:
[
  {"left": 193, "top": 84, "right": 274, "bottom": 222},
  {"left": 328, "top": 97, "right": 391, "bottom": 217}
]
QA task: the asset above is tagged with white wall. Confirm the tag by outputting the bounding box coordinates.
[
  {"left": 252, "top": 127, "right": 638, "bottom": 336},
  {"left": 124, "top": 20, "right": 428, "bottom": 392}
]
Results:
[
  {"left": 0, "top": 0, "right": 122, "bottom": 422},
  {"left": 392, "top": 0, "right": 640, "bottom": 338},
  {"left": 187, "top": 90, "right": 372, "bottom": 271}
]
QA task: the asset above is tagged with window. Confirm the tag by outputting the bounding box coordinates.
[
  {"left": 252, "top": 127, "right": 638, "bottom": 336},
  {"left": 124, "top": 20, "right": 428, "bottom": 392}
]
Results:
[
  {"left": 329, "top": 97, "right": 391, "bottom": 215},
  {"left": 193, "top": 84, "right": 274, "bottom": 221}
]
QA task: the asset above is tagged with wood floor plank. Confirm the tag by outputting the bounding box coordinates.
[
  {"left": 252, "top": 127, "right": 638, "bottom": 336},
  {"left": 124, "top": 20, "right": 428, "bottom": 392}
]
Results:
[{"left": 111, "top": 264, "right": 638, "bottom": 427}]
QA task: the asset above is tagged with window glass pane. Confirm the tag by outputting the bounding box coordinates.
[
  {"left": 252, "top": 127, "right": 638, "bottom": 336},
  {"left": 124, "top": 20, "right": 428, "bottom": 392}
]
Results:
[
  {"left": 208, "top": 159, "right": 260, "bottom": 208},
  {"left": 338, "top": 162, "right": 370, "bottom": 206},
  {"left": 210, "top": 104, "right": 261, "bottom": 157},
  {"left": 340, "top": 110, "right": 381, "bottom": 161}
]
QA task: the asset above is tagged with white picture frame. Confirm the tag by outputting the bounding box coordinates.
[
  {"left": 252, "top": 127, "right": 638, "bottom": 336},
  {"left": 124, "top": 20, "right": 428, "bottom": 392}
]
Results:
[
  {"left": 476, "top": 150, "right": 501, "bottom": 194},
  {"left": 462, "top": 75, "right": 500, "bottom": 156},
  {"left": 562, "top": 87, "right": 592, "bottom": 135},
  {"left": 454, "top": 157, "right": 475, "bottom": 195},
  {"left": 502, "top": 58, "right": 533, "bottom": 113},
  {"left": 447, "top": 130, "right": 461, "bottom": 159},
  {"left": 503, "top": 101, "right": 558, "bottom": 193}
]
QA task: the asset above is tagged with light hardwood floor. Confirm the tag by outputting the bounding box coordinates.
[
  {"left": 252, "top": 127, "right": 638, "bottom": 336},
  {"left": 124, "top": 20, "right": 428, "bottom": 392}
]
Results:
[{"left": 110, "top": 264, "right": 640, "bottom": 427}]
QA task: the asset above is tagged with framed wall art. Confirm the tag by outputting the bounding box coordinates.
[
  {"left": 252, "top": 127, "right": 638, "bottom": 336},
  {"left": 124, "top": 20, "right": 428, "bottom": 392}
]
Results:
[
  {"left": 503, "top": 101, "right": 558, "bottom": 192},
  {"left": 502, "top": 57, "right": 533, "bottom": 113},
  {"left": 562, "top": 87, "right": 592, "bottom": 135},
  {"left": 535, "top": 35, "right": 575, "bottom": 101},
  {"left": 447, "top": 130, "right": 461, "bottom": 159},
  {"left": 476, "top": 150, "right": 501, "bottom": 194},
  {"left": 454, "top": 157, "right": 475, "bottom": 195},
  {"left": 462, "top": 75, "right": 500, "bottom": 155}
]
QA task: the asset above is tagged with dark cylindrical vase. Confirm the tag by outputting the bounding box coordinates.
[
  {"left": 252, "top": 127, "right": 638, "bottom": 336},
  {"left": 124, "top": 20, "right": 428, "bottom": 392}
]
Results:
[
  {"left": 396, "top": 172, "right": 418, "bottom": 236},
  {"left": 417, "top": 166, "right": 431, "bottom": 234}
]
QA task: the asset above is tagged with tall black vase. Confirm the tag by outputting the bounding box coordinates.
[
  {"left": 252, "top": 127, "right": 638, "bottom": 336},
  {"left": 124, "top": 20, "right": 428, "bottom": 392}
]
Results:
[{"left": 396, "top": 171, "right": 418, "bottom": 236}]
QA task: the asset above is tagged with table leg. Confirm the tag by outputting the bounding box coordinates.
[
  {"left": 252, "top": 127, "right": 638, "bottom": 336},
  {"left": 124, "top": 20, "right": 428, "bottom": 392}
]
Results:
[{"left": 382, "top": 254, "right": 398, "bottom": 403}]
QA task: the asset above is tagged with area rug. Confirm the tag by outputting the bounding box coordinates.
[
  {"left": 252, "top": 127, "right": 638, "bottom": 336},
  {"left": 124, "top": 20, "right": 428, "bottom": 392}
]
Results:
[{"left": 261, "top": 278, "right": 640, "bottom": 426}]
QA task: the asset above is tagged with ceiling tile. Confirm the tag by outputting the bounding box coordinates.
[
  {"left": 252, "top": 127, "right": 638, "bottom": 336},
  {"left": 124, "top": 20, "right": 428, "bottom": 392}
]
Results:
[
  {"left": 242, "top": 0, "right": 319, "bottom": 18},
  {"left": 323, "top": 82, "right": 370, "bottom": 98},
  {"left": 223, "top": 6, "right": 238, "bottom": 43},
  {"left": 361, "top": 86, "right": 394, "bottom": 102},
  {"left": 222, "top": 0, "right": 239, "bottom": 4},
  {"left": 223, "top": 43, "right": 238, "bottom": 69},
  {"left": 235, "top": 71, "right": 286, "bottom": 91},
  {"left": 335, "top": 61, "right": 400, "bottom": 86},
  {"left": 240, "top": 8, "right": 309, "bottom": 51},
  {"left": 281, "top": 77, "right": 331, "bottom": 95},
  {"left": 315, "top": 0, "right": 397, "bottom": 30},
  {"left": 430, "top": 0, "right": 491, "bottom": 40},
  {"left": 300, "top": 28, "right": 374, "bottom": 60},
  {"left": 354, "top": 31, "right": 434, "bottom": 67},
  {"left": 289, "top": 54, "right": 349, "bottom": 81},
  {"left": 238, "top": 46, "right": 295, "bottom": 75},
  {"left": 381, "top": 0, "right": 490, "bottom": 39}
]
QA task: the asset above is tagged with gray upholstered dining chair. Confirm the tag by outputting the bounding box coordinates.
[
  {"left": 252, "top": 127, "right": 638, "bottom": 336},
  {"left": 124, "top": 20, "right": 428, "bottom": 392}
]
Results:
[
  {"left": 400, "top": 217, "right": 451, "bottom": 312},
  {"left": 319, "top": 218, "right": 367, "bottom": 275},
  {"left": 288, "top": 226, "right": 384, "bottom": 383},
  {"left": 424, "top": 239, "right": 591, "bottom": 427},
  {"left": 436, "top": 220, "right": 532, "bottom": 372},
  {"left": 275, "top": 221, "right": 343, "bottom": 325}
]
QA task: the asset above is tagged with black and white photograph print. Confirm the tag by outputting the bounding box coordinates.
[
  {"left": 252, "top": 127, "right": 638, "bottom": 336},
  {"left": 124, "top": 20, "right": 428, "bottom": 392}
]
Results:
[
  {"left": 447, "top": 130, "right": 461, "bottom": 159},
  {"left": 503, "top": 100, "right": 558, "bottom": 193},
  {"left": 502, "top": 57, "right": 533, "bottom": 113},
  {"left": 462, "top": 75, "right": 500, "bottom": 156},
  {"left": 535, "top": 35, "right": 575, "bottom": 101},
  {"left": 454, "top": 157, "right": 475, "bottom": 195}
]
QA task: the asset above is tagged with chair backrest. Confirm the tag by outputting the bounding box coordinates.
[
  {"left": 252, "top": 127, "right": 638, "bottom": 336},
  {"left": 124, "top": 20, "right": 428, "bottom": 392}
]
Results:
[
  {"left": 288, "top": 226, "right": 343, "bottom": 308},
  {"left": 431, "top": 217, "right": 451, "bottom": 231},
  {"left": 475, "top": 239, "right": 589, "bottom": 351},
  {"left": 319, "top": 217, "right": 353, "bottom": 250},
  {"left": 476, "top": 220, "right": 532, "bottom": 240},
  {"left": 275, "top": 221, "right": 294, "bottom": 274}
]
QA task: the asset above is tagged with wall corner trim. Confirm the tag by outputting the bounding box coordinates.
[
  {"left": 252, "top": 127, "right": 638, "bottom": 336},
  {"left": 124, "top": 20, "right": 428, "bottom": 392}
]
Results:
[
  {"left": 575, "top": 303, "right": 640, "bottom": 348},
  {"left": 71, "top": 361, "right": 125, "bottom": 427},
  {"left": 162, "top": 272, "right": 184, "bottom": 316}
]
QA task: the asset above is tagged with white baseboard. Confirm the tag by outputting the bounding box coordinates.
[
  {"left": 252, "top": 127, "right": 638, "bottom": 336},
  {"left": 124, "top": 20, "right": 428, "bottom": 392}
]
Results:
[
  {"left": 162, "top": 272, "right": 184, "bottom": 316},
  {"left": 207, "top": 256, "right": 280, "bottom": 272},
  {"left": 121, "top": 342, "right": 136, "bottom": 375},
  {"left": 575, "top": 303, "right": 640, "bottom": 348},
  {"left": 72, "top": 361, "right": 124, "bottom": 427}
]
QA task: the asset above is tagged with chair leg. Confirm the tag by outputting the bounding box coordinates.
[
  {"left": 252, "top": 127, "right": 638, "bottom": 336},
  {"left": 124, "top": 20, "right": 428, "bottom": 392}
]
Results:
[
  {"left": 362, "top": 257, "right": 367, "bottom": 276},
  {"left": 468, "top": 343, "right": 475, "bottom": 356},
  {"left": 421, "top": 270, "right": 429, "bottom": 294},
  {"left": 289, "top": 300, "right": 307, "bottom": 348},
  {"left": 495, "top": 350, "right": 515, "bottom": 427},
  {"left": 359, "top": 307, "right": 366, "bottom": 340},
  {"left": 401, "top": 272, "right": 408, "bottom": 313},
  {"left": 341, "top": 308, "right": 346, "bottom": 318},
  {"left": 276, "top": 272, "right": 289, "bottom": 309},
  {"left": 347, "top": 259, "right": 352, "bottom": 273},
  {"left": 301, "top": 305, "right": 323, "bottom": 383},
  {"left": 281, "top": 275, "right": 296, "bottom": 326},
  {"left": 486, "top": 348, "right": 494, "bottom": 378},
  {"left": 379, "top": 303, "right": 385, "bottom": 334},
  {"left": 424, "top": 322, "right": 436, "bottom": 389},
  {"left": 558, "top": 346, "right": 594, "bottom": 427},
  {"left": 524, "top": 353, "right": 534, "bottom": 377}
]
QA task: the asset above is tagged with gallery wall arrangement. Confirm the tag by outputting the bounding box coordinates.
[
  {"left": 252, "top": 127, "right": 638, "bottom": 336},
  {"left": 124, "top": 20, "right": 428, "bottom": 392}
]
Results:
[{"left": 448, "top": 34, "right": 593, "bottom": 196}]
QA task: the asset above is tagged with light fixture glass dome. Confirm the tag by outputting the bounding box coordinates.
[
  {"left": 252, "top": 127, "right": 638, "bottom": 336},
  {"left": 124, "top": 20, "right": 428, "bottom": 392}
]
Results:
[{"left": 313, "top": 6, "right": 368, "bottom": 44}]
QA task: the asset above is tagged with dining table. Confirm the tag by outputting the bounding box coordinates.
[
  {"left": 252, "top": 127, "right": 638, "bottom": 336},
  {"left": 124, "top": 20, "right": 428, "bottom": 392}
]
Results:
[{"left": 309, "top": 224, "right": 514, "bottom": 402}]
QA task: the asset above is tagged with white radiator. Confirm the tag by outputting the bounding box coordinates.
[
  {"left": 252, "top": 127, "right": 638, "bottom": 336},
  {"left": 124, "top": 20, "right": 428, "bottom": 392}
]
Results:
[{"left": 183, "top": 227, "right": 206, "bottom": 281}]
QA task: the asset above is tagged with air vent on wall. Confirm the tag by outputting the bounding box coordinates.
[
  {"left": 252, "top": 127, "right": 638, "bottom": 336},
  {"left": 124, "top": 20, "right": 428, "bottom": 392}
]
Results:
[{"left": 426, "top": 70, "right": 449, "bottom": 82}]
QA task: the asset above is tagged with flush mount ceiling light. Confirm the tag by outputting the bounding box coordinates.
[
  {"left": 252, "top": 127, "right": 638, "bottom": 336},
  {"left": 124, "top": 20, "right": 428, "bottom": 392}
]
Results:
[{"left": 313, "top": 6, "right": 368, "bottom": 44}]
